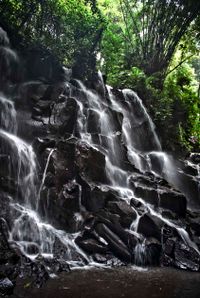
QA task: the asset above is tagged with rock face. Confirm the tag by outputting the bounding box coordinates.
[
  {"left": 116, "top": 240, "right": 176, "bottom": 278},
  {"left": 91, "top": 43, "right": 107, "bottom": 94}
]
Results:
[{"left": 0, "top": 26, "right": 200, "bottom": 294}]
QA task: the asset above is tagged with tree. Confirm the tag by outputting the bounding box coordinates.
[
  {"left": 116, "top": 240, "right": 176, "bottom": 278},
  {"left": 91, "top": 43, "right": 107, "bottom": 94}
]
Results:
[
  {"left": 0, "top": 0, "right": 105, "bottom": 79},
  {"left": 119, "top": 0, "right": 200, "bottom": 76}
]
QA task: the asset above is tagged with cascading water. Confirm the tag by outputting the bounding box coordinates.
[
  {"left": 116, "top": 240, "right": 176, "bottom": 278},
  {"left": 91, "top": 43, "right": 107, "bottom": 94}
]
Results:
[
  {"left": 72, "top": 78, "right": 199, "bottom": 263},
  {"left": 0, "top": 58, "right": 199, "bottom": 273},
  {"left": 0, "top": 94, "right": 90, "bottom": 267},
  {"left": 0, "top": 94, "right": 17, "bottom": 133}
]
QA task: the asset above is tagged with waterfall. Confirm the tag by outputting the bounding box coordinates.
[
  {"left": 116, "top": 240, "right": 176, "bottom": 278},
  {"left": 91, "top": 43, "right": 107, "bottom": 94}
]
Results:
[
  {"left": 73, "top": 81, "right": 199, "bottom": 255},
  {"left": 0, "top": 95, "right": 89, "bottom": 266},
  {"left": 0, "top": 62, "right": 199, "bottom": 273},
  {"left": 0, "top": 94, "right": 17, "bottom": 133}
]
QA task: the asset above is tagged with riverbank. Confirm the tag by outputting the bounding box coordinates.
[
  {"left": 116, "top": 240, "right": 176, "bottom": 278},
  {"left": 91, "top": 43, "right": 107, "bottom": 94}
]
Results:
[{"left": 11, "top": 267, "right": 200, "bottom": 298}]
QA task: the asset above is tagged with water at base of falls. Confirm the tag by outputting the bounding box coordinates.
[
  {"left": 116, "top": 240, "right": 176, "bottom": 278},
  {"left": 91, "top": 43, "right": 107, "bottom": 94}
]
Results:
[{"left": 0, "top": 73, "right": 199, "bottom": 273}]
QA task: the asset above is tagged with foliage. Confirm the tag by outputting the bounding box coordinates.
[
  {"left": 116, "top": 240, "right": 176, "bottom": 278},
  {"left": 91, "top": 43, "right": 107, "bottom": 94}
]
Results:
[
  {"left": 0, "top": 0, "right": 104, "bottom": 78},
  {"left": 0, "top": 0, "right": 199, "bottom": 152},
  {"left": 98, "top": 0, "right": 200, "bottom": 152},
  {"left": 119, "top": 0, "right": 200, "bottom": 76}
]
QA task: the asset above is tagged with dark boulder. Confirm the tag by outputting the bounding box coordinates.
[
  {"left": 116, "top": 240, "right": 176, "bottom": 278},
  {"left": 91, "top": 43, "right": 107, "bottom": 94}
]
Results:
[
  {"left": 75, "top": 236, "right": 108, "bottom": 255},
  {"left": 95, "top": 210, "right": 138, "bottom": 251},
  {"left": 0, "top": 278, "right": 14, "bottom": 296},
  {"left": 183, "top": 164, "right": 198, "bottom": 177},
  {"left": 161, "top": 225, "right": 200, "bottom": 272},
  {"left": 53, "top": 139, "right": 77, "bottom": 190},
  {"left": 174, "top": 242, "right": 200, "bottom": 271},
  {"left": 76, "top": 142, "right": 107, "bottom": 184},
  {"left": 95, "top": 223, "right": 132, "bottom": 262},
  {"left": 106, "top": 201, "right": 137, "bottom": 228},
  {"left": 83, "top": 187, "right": 108, "bottom": 212},
  {"left": 44, "top": 172, "right": 55, "bottom": 188},
  {"left": 87, "top": 109, "right": 101, "bottom": 134},
  {"left": 137, "top": 214, "right": 162, "bottom": 241},
  {"left": 134, "top": 186, "right": 159, "bottom": 207},
  {"left": 40, "top": 81, "right": 71, "bottom": 102},
  {"left": 16, "top": 81, "right": 48, "bottom": 109},
  {"left": 33, "top": 137, "right": 56, "bottom": 154},
  {"left": 52, "top": 97, "right": 78, "bottom": 135},
  {"left": 0, "top": 219, "right": 19, "bottom": 265},
  {"left": 130, "top": 198, "right": 143, "bottom": 209},
  {"left": 159, "top": 191, "right": 187, "bottom": 217},
  {"left": 190, "top": 222, "right": 200, "bottom": 237},
  {"left": 189, "top": 153, "right": 200, "bottom": 164}
]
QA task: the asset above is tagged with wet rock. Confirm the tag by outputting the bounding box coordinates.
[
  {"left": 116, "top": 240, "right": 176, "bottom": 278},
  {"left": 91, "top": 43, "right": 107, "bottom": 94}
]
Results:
[
  {"left": 95, "top": 211, "right": 138, "bottom": 251},
  {"left": 137, "top": 214, "right": 162, "bottom": 241},
  {"left": 93, "top": 254, "right": 108, "bottom": 263},
  {"left": 87, "top": 109, "right": 101, "bottom": 134},
  {"left": 75, "top": 236, "right": 108, "bottom": 254},
  {"left": 106, "top": 107, "right": 123, "bottom": 133},
  {"left": 161, "top": 224, "right": 200, "bottom": 272},
  {"left": 54, "top": 181, "right": 81, "bottom": 230},
  {"left": 80, "top": 184, "right": 120, "bottom": 213},
  {"left": 0, "top": 277, "right": 14, "bottom": 295},
  {"left": 83, "top": 186, "right": 117, "bottom": 212},
  {"left": 190, "top": 222, "right": 200, "bottom": 237},
  {"left": 95, "top": 223, "right": 132, "bottom": 263},
  {"left": 106, "top": 201, "right": 137, "bottom": 228},
  {"left": 0, "top": 219, "right": 19, "bottom": 265},
  {"left": 130, "top": 175, "right": 155, "bottom": 189},
  {"left": 184, "top": 164, "right": 198, "bottom": 176},
  {"left": 34, "top": 256, "right": 70, "bottom": 275},
  {"left": 134, "top": 186, "right": 159, "bottom": 207},
  {"left": 40, "top": 179, "right": 82, "bottom": 233},
  {"left": 161, "top": 210, "right": 178, "bottom": 221},
  {"left": 40, "top": 81, "right": 71, "bottom": 101},
  {"left": 161, "top": 254, "right": 175, "bottom": 267},
  {"left": 189, "top": 153, "right": 200, "bottom": 164},
  {"left": 0, "top": 194, "right": 13, "bottom": 222},
  {"left": 17, "top": 82, "right": 48, "bottom": 108},
  {"left": 161, "top": 225, "right": 178, "bottom": 242},
  {"left": 33, "top": 137, "right": 56, "bottom": 154},
  {"left": 163, "top": 238, "right": 175, "bottom": 257},
  {"left": 130, "top": 197, "right": 142, "bottom": 209},
  {"left": 174, "top": 242, "right": 200, "bottom": 272},
  {"left": 44, "top": 172, "right": 55, "bottom": 188},
  {"left": 106, "top": 256, "right": 126, "bottom": 267},
  {"left": 148, "top": 153, "right": 164, "bottom": 175},
  {"left": 76, "top": 142, "right": 107, "bottom": 184},
  {"left": 159, "top": 191, "right": 187, "bottom": 217},
  {"left": 53, "top": 140, "right": 77, "bottom": 190},
  {"left": 52, "top": 97, "right": 78, "bottom": 135}
]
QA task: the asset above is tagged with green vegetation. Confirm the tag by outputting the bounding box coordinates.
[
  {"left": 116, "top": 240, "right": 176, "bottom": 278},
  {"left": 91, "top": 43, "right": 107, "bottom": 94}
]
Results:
[
  {"left": 0, "top": 0, "right": 104, "bottom": 78},
  {"left": 0, "top": 0, "right": 199, "bottom": 152},
  {"left": 99, "top": 0, "right": 200, "bottom": 152}
]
